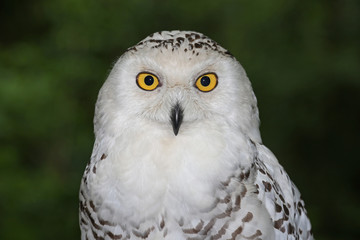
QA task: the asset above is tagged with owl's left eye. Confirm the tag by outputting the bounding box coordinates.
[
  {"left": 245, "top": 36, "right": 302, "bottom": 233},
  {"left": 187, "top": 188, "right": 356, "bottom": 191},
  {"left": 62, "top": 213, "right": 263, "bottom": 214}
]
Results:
[
  {"left": 195, "top": 73, "right": 218, "bottom": 92},
  {"left": 136, "top": 72, "right": 160, "bottom": 91}
]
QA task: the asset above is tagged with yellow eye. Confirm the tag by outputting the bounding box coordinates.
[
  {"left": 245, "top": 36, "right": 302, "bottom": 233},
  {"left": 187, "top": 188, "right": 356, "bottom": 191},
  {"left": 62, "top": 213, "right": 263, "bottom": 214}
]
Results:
[
  {"left": 136, "top": 72, "right": 160, "bottom": 91},
  {"left": 195, "top": 73, "right": 218, "bottom": 92}
]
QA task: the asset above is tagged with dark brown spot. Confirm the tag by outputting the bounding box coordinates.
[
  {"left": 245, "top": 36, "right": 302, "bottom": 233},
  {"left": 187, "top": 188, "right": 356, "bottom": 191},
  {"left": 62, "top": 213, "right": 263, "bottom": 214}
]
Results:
[
  {"left": 85, "top": 163, "right": 90, "bottom": 174},
  {"left": 79, "top": 200, "right": 85, "bottom": 212},
  {"left": 99, "top": 218, "right": 115, "bottom": 226},
  {"left": 92, "top": 229, "right": 105, "bottom": 240},
  {"left": 219, "top": 195, "right": 231, "bottom": 204},
  {"left": 242, "top": 212, "right": 253, "bottom": 222},
  {"left": 132, "top": 226, "right": 154, "bottom": 239},
  {"left": 149, "top": 39, "right": 162, "bottom": 43},
  {"left": 225, "top": 50, "right": 233, "bottom": 57},
  {"left": 254, "top": 184, "right": 259, "bottom": 194},
  {"left": 239, "top": 172, "right": 245, "bottom": 181},
  {"left": 244, "top": 170, "right": 250, "bottom": 179},
  {"left": 84, "top": 204, "right": 101, "bottom": 230},
  {"left": 194, "top": 43, "right": 201, "bottom": 48},
  {"left": 248, "top": 230, "right": 262, "bottom": 238},
  {"left": 201, "top": 218, "right": 216, "bottom": 235},
  {"left": 235, "top": 195, "right": 241, "bottom": 208},
  {"left": 275, "top": 203, "right": 282, "bottom": 212},
  {"left": 262, "top": 181, "right": 272, "bottom": 192},
  {"left": 89, "top": 201, "right": 96, "bottom": 211},
  {"left": 81, "top": 217, "right": 88, "bottom": 225},
  {"left": 283, "top": 204, "right": 289, "bottom": 216},
  {"left": 288, "top": 224, "right": 295, "bottom": 234},
  {"left": 274, "top": 218, "right": 283, "bottom": 229},
  {"left": 92, "top": 165, "right": 97, "bottom": 174},
  {"left": 230, "top": 226, "right": 243, "bottom": 240},
  {"left": 107, "top": 231, "right": 123, "bottom": 239},
  {"left": 129, "top": 46, "right": 137, "bottom": 52},
  {"left": 298, "top": 207, "right": 302, "bottom": 215},
  {"left": 266, "top": 172, "right": 274, "bottom": 181},
  {"left": 100, "top": 154, "right": 107, "bottom": 160},
  {"left": 216, "top": 205, "right": 232, "bottom": 219},
  {"left": 82, "top": 176, "right": 87, "bottom": 184},
  {"left": 221, "top": 176, "right": 231, "bottom": 187},
  {"left": 160, "top": 218, "right": 165, "bottom": 230},
  {"left": 182, "top": 220, "right": 204, "bottom": 234},
  {"left": 211, "top": 222, "right": 229, "bottom": 240}
]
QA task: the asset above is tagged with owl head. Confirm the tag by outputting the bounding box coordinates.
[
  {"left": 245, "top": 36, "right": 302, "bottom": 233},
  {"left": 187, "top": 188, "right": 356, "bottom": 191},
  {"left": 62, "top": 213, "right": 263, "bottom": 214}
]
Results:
[{"left": 94, "top": 31, "right": 261, "bottom": 143}]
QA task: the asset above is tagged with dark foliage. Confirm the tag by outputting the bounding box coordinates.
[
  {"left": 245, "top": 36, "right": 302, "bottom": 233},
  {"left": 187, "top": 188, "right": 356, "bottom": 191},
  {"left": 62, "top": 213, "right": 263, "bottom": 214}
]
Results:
[{"left": 0, "top": 0, "right": 359, "bottom": 239}]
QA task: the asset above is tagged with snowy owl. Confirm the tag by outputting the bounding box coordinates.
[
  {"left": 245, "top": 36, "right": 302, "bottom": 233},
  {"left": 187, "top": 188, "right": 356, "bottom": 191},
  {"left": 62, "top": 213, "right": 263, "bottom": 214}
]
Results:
[{"left": 79, "top": 30, "right": 313, "bottom": 240}]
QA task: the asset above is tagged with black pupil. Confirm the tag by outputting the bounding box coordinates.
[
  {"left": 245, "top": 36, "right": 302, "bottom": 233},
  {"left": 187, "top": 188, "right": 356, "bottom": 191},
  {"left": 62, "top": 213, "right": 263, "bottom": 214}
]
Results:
[
  {"left": 144, "top": 75, "right": 154, "bottom": 86},
  {"left": 201, "top": 76, "right": 211, "bottom": 86}
]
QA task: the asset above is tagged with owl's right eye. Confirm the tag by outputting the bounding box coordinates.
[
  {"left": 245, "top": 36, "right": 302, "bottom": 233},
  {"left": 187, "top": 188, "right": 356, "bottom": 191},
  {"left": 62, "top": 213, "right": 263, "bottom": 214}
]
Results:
[{"left": 136, "top": 72, "right": 160, "bottom": 91}]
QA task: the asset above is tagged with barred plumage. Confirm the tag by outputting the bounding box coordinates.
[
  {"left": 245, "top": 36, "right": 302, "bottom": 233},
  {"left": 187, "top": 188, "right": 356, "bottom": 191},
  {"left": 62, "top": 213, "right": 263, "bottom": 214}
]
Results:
[{"left": 79, "top": 31, "right": 313, "bottom": 240}]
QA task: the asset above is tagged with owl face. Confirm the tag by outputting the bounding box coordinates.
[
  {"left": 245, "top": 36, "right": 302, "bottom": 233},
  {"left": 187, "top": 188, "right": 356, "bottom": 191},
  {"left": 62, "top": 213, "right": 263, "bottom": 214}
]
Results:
[{"left": 96, "top": 31, "right": 260, "bottom": 141}]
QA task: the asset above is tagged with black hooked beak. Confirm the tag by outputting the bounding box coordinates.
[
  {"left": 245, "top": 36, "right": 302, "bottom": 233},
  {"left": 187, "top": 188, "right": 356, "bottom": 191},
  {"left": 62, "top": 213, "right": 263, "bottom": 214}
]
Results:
[{"left": 170, "top": 103, "right": 184, "bottom": 136}]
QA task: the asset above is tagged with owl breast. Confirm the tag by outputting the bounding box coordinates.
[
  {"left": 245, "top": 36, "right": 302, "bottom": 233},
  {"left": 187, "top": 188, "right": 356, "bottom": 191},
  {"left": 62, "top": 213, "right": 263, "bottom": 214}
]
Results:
[
  {"left": 91, "top": 119, "right": 243, "bottom": 220},
  {"left": 80, "top": 124, "right": 274, "bottom": 239}
]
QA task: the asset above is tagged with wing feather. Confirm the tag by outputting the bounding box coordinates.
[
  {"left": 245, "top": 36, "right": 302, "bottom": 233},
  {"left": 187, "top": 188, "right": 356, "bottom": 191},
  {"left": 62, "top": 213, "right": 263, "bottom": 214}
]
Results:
[{"left": 252, "top": 141, "right": 313, "bottom": 240}]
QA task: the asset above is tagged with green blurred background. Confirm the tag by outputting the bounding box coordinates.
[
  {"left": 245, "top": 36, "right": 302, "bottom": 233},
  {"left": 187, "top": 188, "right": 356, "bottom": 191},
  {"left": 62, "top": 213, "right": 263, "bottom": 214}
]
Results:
[{"left": 0, "top": 0, "right": 359, "bottom": 239}]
